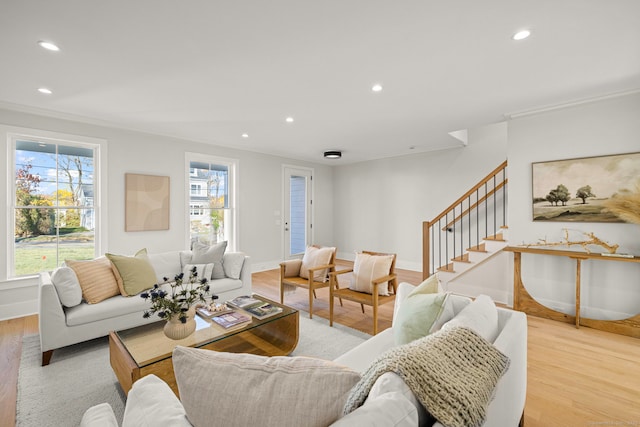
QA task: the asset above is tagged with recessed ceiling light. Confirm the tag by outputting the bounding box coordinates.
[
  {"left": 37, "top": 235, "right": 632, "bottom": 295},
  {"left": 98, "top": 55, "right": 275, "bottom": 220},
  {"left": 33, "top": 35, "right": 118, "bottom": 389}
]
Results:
[
  {"left": 241, "top": 133, "right": 249, "bottom": 138},
  {"left": 38, "top": 40, "right": 60, "bottom": 51},
  {"left": 285, "top": 117, "right": 294, "bottom": 123},
  {"left": 372, "top": 84, "right": 383, "bottom": 92},
  {"left": 38, "top": 87, "right": 52, "bottom": 94},
  {"left": 512, "top": 30, "right": 531, "bottom": 41}
]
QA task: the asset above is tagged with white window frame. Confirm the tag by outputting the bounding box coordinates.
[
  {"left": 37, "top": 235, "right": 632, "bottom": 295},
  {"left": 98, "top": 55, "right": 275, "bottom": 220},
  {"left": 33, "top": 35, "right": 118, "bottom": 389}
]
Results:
[
  {"left": 5, "top": 126, "right": 107, "bottom": 280},
  {"left": 185, "top": 152, "right": 238, "bottom": 252}
]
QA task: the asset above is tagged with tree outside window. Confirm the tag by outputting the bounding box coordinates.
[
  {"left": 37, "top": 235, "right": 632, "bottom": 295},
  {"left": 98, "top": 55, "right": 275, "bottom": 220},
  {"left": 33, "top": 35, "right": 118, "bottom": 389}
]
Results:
[{"left": 12, "top": 140, "right": 97, "bottom": 277}]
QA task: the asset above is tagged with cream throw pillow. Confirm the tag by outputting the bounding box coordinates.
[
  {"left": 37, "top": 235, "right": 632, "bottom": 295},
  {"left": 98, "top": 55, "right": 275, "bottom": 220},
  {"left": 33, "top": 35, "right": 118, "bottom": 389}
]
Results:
[
  {"left": 442, "top": 294, "right": 499, "bottom": 342},
  {"left": 299, "top": 246, "right": 334, "bottom": 281},
  {"left": 50, "top": 266, "right": 83, "bottom": 307},
  {"left": 182, "top": 263, "right": 214, "bottom": 282},
  {"left": 349, "top": 252, "right": 394, "bottom": 295},
  {"left": 172, "top": 346, "right": 361, "bottom": 427},
  {"left": 65, "top": 257, "right": 119, "bottom": 304}
]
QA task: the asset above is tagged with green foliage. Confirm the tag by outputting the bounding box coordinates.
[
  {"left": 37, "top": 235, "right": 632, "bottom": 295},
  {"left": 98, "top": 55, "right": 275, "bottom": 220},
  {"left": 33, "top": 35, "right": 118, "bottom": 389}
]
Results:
[{"left": 546, "top": 184, "right": 571, "bottom": 206}]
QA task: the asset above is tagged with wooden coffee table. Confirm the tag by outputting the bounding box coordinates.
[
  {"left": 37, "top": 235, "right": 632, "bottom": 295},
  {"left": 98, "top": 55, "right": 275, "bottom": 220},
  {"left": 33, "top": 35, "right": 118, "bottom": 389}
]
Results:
[{"left": 109, "top": 295, "right": 298, "bottom": 396}]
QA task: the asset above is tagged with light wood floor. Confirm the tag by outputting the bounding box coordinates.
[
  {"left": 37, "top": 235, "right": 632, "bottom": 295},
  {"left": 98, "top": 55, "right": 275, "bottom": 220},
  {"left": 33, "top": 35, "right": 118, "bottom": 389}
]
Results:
[{"left": 1, "top": 262, "right": 638, "bottom": 427}]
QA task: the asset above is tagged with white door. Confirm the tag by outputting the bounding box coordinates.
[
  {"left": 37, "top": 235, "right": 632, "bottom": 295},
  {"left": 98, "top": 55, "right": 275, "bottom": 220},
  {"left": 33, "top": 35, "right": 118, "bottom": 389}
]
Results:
[{"left": 283, "top": 166, "right": 313, "bottom": 259}]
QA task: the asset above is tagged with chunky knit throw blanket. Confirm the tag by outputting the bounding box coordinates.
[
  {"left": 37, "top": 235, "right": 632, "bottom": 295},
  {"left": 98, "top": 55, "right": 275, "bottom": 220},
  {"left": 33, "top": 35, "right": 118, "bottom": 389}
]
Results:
[{"left": 343, "top": 327, "right": 510, "bottom": 427}]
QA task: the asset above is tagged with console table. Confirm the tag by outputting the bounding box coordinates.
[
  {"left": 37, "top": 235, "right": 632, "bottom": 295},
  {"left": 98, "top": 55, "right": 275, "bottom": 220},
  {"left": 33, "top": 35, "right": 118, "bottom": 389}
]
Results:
[{"left": 504, "top": 246, "right": 640, "bottom": 338}]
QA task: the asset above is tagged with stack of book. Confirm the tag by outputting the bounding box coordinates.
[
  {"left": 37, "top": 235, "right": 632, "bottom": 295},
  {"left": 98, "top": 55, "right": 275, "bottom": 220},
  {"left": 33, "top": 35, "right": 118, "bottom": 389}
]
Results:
[{"left": 227, "top": 295, "right": 284, "bottom": 320}]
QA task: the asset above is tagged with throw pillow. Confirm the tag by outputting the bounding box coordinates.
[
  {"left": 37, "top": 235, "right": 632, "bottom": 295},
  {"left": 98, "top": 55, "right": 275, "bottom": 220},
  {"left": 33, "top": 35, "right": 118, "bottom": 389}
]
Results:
[
  {"left": 106, "top": 249, "right": 157, "bottom": 296},
  {"left": 365, "top": 372, "right": 432, "bottom": 426},
  {"left": 65, "top": 257, "right": 120, "bottom": 304},
  {"left": 50, "top": 266, "right": 83, "bottom": 307},
  {"left": 122, "top": 375, "right": 191, "bottom": 427},
  {"left": 393, "top": 292, "right": 450, "bottom": 345},
  {"left": 172, "top": 346, "right": 361, "bottom": 427},
  {"left": 408, "top": 273, "right": 441, "bottom": 296},
  {"left": 299, "top": 246, "right": 334, "bottom": 281},
  {"left": 442, "top": 294, "right": 499, "bottom": 342},
  {"left": 190, "top": 241, "right": 227, "bottom": 279},
  {"left": 145, "top": 251, "right": 182, "bottom": 283},
  {"left": 349, "top": 252, "right": 394, "bottom": 296},
  {"left": 222, "top": 252, "right": 245, "bottom": 279},
  {"left": 182, "top": 263, "right": 214, "bottom": 282}
]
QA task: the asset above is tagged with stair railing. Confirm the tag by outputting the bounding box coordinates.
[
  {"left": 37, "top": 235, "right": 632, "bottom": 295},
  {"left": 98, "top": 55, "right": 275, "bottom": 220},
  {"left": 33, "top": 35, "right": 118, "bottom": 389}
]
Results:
[{"left": 422, "top": 160, "right": 508, "bottom": 279}]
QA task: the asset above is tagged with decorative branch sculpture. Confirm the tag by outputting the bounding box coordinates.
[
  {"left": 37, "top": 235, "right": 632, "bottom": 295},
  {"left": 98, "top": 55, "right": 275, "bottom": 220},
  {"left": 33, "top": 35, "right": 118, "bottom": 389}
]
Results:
[{"left": 524, "top": 229, "right": 619, "bottom": 254}]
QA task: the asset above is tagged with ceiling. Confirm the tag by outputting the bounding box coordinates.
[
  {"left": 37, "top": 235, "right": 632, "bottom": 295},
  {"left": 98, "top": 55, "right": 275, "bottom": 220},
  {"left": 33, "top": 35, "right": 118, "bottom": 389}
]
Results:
[{"left": 1, "top": 1, "right": 639, "bottom": 165}]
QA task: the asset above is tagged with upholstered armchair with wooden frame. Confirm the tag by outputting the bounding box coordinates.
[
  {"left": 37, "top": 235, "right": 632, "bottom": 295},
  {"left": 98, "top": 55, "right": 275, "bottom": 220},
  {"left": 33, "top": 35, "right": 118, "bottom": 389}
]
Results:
[
  {"left": 329, "top": 251, "right": 398, "bottom": 335},
  {"left": 279, "top": 245, "right": 337, "bottom": 319}
]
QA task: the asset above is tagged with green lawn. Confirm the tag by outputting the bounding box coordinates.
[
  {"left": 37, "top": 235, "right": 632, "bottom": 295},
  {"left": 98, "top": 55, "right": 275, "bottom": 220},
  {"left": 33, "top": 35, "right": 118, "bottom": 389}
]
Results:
[{"left": 14, "top": 233, "right": 94, "bottom": 276}]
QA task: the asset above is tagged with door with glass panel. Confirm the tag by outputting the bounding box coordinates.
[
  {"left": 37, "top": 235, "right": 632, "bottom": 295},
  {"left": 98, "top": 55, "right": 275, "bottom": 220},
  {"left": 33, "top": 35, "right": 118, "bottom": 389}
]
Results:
[{"left": 283, "top": 167, "right": 312, "bottom": 259}]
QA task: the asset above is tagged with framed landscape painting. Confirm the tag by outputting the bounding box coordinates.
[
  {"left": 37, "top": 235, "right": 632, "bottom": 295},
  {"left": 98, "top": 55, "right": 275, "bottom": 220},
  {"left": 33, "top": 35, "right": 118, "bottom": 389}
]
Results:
[{"left": 532, "top": 152, "right": 640, "bottom": 223}]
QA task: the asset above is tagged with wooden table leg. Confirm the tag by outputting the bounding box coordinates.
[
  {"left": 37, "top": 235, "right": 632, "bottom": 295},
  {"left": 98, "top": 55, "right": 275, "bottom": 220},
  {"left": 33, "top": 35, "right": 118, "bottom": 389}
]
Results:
[{"left": 575, "top": 258, "right": 581, "bottom": 329}]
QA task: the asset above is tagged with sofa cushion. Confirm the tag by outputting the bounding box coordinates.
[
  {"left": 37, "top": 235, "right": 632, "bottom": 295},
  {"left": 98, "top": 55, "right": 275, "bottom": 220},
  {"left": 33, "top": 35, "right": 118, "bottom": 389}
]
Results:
[
  {"left": 331, "top": 391, "right": 418, "bottom": 427},
  {"left": 442, "top": 294, "right": 499, "bottom": 342},
  {"left": 146, "top": 251, "right": 182, "bottom": 283},
  {"left": 122, "top": 375, "right": 191, "bottom": 427},
  {"left": 50, "top": 266, "right": 83, "bottom": 307},
  {"left": 333, "top": 328, "right": 395, "bottom": 373},
  {"left": 350, "top": 252, "right": 394, "bottom": 296},
  {"left": 367, "top": 372, "right": 431, "bottom": 426},
  {"left": 173, "top": 346, "right": 361, "bottom": 427},
  {"left": 300, "top": 246, "right": 334, "bottom": 281},
  {"left": 106, "top": 249, "right": 157, "bottom": 296},
  {"left": 223, "top": 252, "right": 245, "bottom": 279},
  {"left": 65, "top": 258, "right": 120, "bottom": 304},
  {"left": 393, "top": 291, "right": 449, "bottom": 345},
  {"left": 190, "top": 241, "right": 227, "bottom": 279},
  {"left": 65, "top": 283, "right": 172, "bottom": 326},
  {"left": 209, "top": 277, "right": 243, "bottom": 295}
]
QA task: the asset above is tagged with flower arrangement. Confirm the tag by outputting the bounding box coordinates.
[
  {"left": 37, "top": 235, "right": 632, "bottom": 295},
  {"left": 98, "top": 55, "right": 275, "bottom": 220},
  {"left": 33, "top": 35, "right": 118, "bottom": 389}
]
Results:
[{"left": 141, "top": 266, "right": 211, "bottom": 323}]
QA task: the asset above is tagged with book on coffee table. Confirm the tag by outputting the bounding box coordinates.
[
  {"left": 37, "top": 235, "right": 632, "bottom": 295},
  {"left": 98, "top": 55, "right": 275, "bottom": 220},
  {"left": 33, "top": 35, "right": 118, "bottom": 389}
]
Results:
[
  {"left": 244, "top": 302, "right": 283, "bottom": 320},
  {"left": 227, "top": 295, "right": 264, "bottom": 309},
  {"left": 210, "top": 311, "right": 252, "bottom": 329}
]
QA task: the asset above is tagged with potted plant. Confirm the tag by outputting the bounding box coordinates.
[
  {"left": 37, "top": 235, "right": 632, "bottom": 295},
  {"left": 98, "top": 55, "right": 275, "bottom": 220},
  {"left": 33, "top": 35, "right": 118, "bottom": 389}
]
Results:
[{"left": 141, "top": 266, "right": 213, "bottom": 340}]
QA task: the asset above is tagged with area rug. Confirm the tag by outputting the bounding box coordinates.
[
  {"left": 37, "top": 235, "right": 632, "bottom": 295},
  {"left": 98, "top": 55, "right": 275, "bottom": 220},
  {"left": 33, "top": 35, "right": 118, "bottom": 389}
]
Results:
[{"left": 16, "top": 314, "right": 370, "bottom": 427}]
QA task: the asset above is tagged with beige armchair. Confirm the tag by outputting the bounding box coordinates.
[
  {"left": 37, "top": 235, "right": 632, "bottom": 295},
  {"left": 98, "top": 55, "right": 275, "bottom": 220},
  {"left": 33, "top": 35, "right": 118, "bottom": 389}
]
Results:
[
  {"left": 280, "top": 245, "right": 337, "bottom": 318},
  {"left": 329, "top": 251, "right": 397, "bottom": 335}
]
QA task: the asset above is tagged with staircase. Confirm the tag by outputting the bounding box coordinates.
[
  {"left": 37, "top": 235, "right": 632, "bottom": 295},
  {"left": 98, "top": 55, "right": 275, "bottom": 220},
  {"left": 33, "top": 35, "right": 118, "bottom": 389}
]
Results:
[{"left": 423, "top": 161, "right": 508, "bottom": 293}]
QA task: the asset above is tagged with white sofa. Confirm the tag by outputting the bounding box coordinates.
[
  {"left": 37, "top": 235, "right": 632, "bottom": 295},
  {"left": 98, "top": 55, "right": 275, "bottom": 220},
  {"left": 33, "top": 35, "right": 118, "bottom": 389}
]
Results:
[
  {"left": 81, "top": 282, "right": 527, "bottom": 427},
  {"left": 39, "top": 250, "right": 251, "bottom": 365}
]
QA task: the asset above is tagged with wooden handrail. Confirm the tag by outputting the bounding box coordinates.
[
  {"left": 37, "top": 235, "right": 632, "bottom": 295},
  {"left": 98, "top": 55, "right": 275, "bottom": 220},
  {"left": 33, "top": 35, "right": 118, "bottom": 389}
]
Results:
[
  {"left": 429, "top": 160, "right": 507, "bottom": 226},
  {"left": 422, "top": 160, "right": 508, "bottom": 279},
  {"left": 441, "top": 179, "right": 508, "bottom": 230}
]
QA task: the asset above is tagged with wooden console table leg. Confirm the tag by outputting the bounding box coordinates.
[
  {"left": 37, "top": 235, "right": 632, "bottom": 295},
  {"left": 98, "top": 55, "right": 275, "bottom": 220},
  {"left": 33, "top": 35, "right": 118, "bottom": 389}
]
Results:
[
  {"left": 574, "top": 258, "right": 581, "bottom": 329},
  {"left": 513, "top": 252, "right": 521, "bottom": 310}
]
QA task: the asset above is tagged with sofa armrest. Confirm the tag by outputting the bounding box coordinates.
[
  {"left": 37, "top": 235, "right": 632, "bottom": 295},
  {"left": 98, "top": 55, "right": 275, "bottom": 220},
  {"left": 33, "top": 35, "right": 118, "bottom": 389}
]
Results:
[
  {"left": 80, "top": 403, "right": 119, "bottom": 427},
  {"left": 122, "top": 375, "right": 191, "bottom": 427},
  {"left": 39, "top": 272, "right": 69, "bottom": 354},
  {"left": 239, "top": 256, "right": 252, "bottom": 290}
]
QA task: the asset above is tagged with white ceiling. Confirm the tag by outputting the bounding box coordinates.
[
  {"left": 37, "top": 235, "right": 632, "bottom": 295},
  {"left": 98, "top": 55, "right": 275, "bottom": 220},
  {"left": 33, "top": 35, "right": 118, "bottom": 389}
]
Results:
[{"left": 1, "top": 1, "right": 639, "bottom": 164}]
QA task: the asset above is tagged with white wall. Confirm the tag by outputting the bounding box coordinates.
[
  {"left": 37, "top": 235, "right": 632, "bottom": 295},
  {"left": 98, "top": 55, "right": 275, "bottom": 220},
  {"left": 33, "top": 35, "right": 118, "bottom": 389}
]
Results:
[
  {"left": 507, "top": 92, "right": 640, "bottom": 319},
  {"left": 0, "top": 108, "right": 333, "bottom": 319},
  {"left": 332, "top": 122, "right": 508, "bottom": 271}
]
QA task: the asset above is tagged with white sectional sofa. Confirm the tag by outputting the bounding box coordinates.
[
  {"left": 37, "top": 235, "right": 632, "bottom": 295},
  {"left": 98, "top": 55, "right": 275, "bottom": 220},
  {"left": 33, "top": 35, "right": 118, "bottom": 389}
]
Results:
[
  {"left": 39, "top": 249, "right": 251, "bottom": 365},
  {"left": 81, "top": 281, "right": 527, "bottom": 427}
]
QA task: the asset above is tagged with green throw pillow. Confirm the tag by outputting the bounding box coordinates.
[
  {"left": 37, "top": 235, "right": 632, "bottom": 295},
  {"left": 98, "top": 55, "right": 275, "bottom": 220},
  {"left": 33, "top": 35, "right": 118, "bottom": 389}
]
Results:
[
  {"left": 106, "top": 249, "right": 157, "bottom": 296},
  {"left": 394, "top": 291, "right": 449, "bottom": 345}
]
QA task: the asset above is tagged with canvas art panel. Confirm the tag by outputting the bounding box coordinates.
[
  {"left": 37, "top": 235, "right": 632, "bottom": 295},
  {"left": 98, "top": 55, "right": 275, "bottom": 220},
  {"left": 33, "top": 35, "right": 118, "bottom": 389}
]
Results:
[
  {"left": 532, "top": 152, "right": 640, "bottom": 223},
  {"left": 125, "top": 173, "right": 170, "bottom": 231}
]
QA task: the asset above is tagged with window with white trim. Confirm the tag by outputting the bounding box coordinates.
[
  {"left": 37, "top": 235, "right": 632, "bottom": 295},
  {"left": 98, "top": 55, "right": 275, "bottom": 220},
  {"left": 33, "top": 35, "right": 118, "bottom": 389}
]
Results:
[
  {"left": 186, "top": 153, "right": 237, "bottom": 250},
  {"left": 10, "top": 136, "right": 101, "bottom": 277}
]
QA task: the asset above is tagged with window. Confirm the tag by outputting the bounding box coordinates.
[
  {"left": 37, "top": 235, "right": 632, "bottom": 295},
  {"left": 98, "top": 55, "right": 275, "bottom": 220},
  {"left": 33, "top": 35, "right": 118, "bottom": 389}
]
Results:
[
  {"left": 10, "top": 136, "right": 101, "bottom": 277},
  {"left": 186, "top": 153, "right": 237, "bottom": 250}
]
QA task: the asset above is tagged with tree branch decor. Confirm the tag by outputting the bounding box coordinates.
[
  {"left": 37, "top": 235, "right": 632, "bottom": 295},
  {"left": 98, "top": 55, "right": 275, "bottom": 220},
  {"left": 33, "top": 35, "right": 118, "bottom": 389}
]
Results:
[{"left": 524, "top": 229, "right": 619, "bottom": 254}]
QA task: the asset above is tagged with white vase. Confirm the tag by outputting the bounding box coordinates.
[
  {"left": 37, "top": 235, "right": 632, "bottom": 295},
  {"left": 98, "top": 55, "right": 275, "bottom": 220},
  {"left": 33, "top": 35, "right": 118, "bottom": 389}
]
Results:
[{"left": 163, "top": 307, "right": 197, "bottom": 340}]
